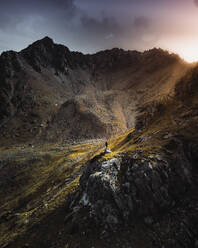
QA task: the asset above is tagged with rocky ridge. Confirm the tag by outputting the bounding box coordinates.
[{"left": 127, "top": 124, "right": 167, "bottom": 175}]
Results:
[{"left": 0, "top": 37, "right": 189, "bottom": 145}]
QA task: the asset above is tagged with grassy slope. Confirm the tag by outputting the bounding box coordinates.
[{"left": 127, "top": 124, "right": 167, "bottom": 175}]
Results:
[
  {"left": 1, "top": 66, "right": 198, "bottom": 248},
  {"left": 0, "top": 132, "right": 155, "bottom": 248},
  {"left": 2, "top": 92, "right": 197, "bottom": 248},
  {"left": 63, "top": 88, "right": 198, "bottom": 248},
  {"left": 0, "top": 141, "right": 104, "bottom": 247},
  {"left": 1, "top": 105, "right": 197, "bottom": 248}
]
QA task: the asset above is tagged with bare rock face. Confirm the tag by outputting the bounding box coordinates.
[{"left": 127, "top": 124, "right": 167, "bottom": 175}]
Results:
[
  {"left": 44, "top": 100, "right": 109, "bottom": 142},
  {"left": 64, "top": 134, "right": 198, "bottom": 248},
  {"left": 0, "top": 37, "right": 188, "bottom": 145},
  {"left": 66, "top": 140, "right": 193, "bottom": 228},
  {"left": 78, "top": 158, "right": 121, "bottom": 227}
]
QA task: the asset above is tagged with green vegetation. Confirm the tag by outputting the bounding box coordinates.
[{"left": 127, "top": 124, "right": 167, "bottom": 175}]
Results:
[{"left": 0, "top": 141, "right": 103, "bottom": 247}]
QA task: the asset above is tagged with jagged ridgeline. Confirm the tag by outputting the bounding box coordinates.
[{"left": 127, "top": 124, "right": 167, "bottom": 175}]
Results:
[
  {"left": 0, "top": 37, "right": 188, "bottom": 145},
  {"left": 1, "top": 37, "right": 198, "bottom": 248}
]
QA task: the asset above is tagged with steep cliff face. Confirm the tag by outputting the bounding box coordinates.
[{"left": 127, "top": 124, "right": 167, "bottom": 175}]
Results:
[{"left": 0, "top": 37, "right": 189, "bottom": 145}]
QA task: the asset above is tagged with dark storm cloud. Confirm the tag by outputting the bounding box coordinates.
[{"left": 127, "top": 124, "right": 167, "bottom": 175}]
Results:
[
  {"left": 0, "top": 0, "right": 196, "bottom": 57},
  {"left": 134, "top": 17, "right": 151, "bottom": 29},
  {"left": 0, "top": 0, "right": 76, "bottom": 11},
  {"left": 81, "top": 16, "right": 119, "bottom": 33},
  {"left": 80, "top": 15, "right": 121, "bottom": 41},
  {"left": 0, "top": 0, "right": 81, "bottom": 52},
  {"left": 0, "top": 0, "right": 125, "bottom": 53},
  {"left": 0, "top": 0, "right": 77, "bottom": 29},
  {"left": 74, "top": 15, "right": 124, "bottom": 51}
]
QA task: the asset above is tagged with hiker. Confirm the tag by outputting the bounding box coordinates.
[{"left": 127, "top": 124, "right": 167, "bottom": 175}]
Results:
[
  {"left": 105, "top": 141, "right": 108, "bottom": 149},
  {"left": 105, "top": 141, "right": 111, "bottom": 153}
]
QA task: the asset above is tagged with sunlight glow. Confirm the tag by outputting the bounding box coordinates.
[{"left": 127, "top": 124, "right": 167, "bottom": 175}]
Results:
[
  {"left": 169, "top": 40, "right": 198, "bottom": 63},
  {"left": 178, "top": 46, "right": 198, "bottom": 63}
]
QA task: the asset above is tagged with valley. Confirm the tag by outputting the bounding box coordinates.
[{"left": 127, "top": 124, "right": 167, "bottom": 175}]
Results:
[{"left": 0, "top": 37, "right": 198, "bottom": 248}]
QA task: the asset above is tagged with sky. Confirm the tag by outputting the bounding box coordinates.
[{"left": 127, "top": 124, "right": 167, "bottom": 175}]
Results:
[{"left": 1, "top": 0, "right": 198, "bottom": 62}]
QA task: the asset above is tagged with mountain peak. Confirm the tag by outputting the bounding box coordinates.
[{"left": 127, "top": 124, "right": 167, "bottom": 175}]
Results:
[
  {"left": 22, "top": 36, "right": 55, "bottom": 54},
  {"left": 31, "top": 36, "right": 54, "bottom": 48},
  {"left": 39, "top": 36, "right": 54, "bottom": 44}
]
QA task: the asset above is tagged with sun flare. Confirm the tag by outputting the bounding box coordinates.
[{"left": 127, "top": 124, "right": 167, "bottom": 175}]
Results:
[
  {"left": 179, "top": 47, "right": 198, "bottom": 63},
  {"left": 171, "top": 41, "right": 198, "bottom": 63}
]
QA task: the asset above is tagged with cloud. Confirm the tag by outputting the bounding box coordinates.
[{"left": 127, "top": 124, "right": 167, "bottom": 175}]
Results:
[
  {"left": 194, "top": 0, "right": 198, "bottom": 6},
  {"left": 134, "top": 17, "right": 151, "bottom": 30},
  {"left": 105, "top": 33, "right": 114, "bottom": 40},
  {"left": 80, "top": 16, "right": 120, "bottom": 36},
  {"left": 0, "top": 0, "right": 77, "bottom": 30},
  {"left": 0, "top": 0, "right": 154, "bottom": 54},
  {"left": 0, "top": 0, "right": 81, "bottom": 53},
  {"left": 0, "top": 0, "right": 195, "bottom": 56}
]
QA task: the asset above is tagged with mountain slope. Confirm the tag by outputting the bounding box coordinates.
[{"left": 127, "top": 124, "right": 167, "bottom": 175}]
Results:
[
  {"left": 0, "top": 38, "right": 198, "bottom": 248},
  {"left": 63, "top": 63, "right": 198, "bottom": 248},
  {"left": 0, "top": 37, "right": 189, "bottom": 145},
  {"left": 3, "top": 65, "right": 197, "bottom": 247}
]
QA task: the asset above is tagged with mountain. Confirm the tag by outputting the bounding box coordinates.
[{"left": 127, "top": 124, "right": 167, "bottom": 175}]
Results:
[
  {"left": 64, "top": 62, "right": 198, "bottom": 247},
  {"left": 0, "top": 37, "right": 189, "bottom": 145},
  {"left": 1, "top": 37, "right": 198, "bottom": 248}
]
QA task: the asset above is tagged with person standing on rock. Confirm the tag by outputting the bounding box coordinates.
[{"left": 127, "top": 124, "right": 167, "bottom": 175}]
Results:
[
  {"left": 105, "top": 141, "right": 108, "bottom": 149},
  {"left": 105, "top": 141, "right": 111, "bottom": 153}
]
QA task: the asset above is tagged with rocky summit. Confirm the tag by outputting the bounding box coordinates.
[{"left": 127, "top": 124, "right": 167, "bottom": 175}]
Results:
[{"left": 0, "top": 38, "right": 198, "bottom": 248}]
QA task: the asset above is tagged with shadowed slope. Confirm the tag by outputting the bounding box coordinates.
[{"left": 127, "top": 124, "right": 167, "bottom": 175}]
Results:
[{"left": 0, "top": 37, "right": 190, "bottom": 145}]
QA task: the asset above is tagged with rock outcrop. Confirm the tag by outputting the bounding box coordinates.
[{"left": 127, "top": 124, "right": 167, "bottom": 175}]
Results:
[
  {"left": 66, "top": 141, "right": 192, "bottom": 225},
  {"left": 65, "top": 136, "right": 198, "bottom": 247}
]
